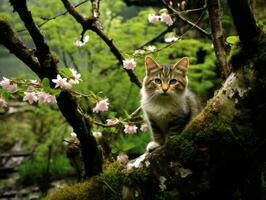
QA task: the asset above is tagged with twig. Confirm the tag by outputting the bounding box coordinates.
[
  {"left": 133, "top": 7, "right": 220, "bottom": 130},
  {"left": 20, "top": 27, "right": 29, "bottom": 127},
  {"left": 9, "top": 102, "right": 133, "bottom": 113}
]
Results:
[
  {"left": 207, "top": 0, "right": 230, "bottom": 79},
  {"left": 130, "top": 106, "right": 142, "bottom": 118},
  {"left": 61, "top": 0, "right": 142, "bottom": 88},
  {"left": 136, "top": 11, "right": 205, "bottom": 56},
  {"left": 138, "top": 19, "right": 177, "bottom": 49},
  {"left": 93, "top": 120, "right": 116, "bottom": 127},
  {"left": 18, "top": 0, "right": 89, "bottom": 32},
  {"left": 102, "top": 180, "right": 118, "bottom": 194},
  {"left": 182, "top": 6, "right": 206, "bottom": 14},
  {"left": 162, "top": 0, "right": 212, "bottom": 39}
]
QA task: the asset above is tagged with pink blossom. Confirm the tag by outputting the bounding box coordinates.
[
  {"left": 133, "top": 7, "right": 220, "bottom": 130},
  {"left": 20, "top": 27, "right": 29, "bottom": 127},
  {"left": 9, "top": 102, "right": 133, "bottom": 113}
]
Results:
[
  {"left": 0, "top": 77, "right": 17, "bottom": 93},
  {"left": 123, "top": 59, "right": 137, "bottom": 70},
  {"left": 74, "top": 35, "right": 89, "bottom": 47},
  {"left": 93, "top": 99, "right": 109, "bottom": 113},
  {"left": 0, "top": 97, "right": 6, "bottom": 108},
  {"left": 124, "top": 124, "right": 138, "bottom": 134},
  {"left": 69, "top": 68, "right": 82, "bottom": 85},
  {"left": 52, "top": 74, "right": 72, "bottom": 90},
  {"left": 165, "top": 36, "right": 178, "bottom": 43},
  {"left": 23, "top": 91, "right": 38, "bottom": 104},
  {"left": 106, "top": 118, "right": 120, "bottom": 126},
  {"left": 148, "top": 14, "right": 160, "bottom": 24},
  {"left": 45, "top": 94, "right": 57, "bottom": 103},
  {"left": 160, "top": 13, "right": 174, "bottom": 26},
  {"left": 38, "top": 92, "right": 57, "bottom": 104},
  {"left": 140, "top": 123, "right": 149, "bottom": 132},
  {"left": 117, "top": 153, "right": 129, "bottom": 163}
]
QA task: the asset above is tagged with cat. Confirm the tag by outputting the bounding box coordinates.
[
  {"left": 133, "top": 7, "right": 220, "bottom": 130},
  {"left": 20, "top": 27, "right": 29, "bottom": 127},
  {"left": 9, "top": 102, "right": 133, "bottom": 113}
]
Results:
[{"left": 141, "top": 56, "right": 201, "bottom": 152}]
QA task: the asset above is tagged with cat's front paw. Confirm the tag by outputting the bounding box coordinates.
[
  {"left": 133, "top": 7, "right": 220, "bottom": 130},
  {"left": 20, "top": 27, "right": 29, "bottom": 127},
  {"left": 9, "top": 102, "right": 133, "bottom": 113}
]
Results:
[{"left": 146, "top": 141, "right": 160, "bottom": 152}]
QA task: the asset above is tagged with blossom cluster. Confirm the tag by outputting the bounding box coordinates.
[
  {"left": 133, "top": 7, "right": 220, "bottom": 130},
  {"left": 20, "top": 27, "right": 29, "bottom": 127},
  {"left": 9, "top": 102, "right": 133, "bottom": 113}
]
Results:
[
  {"left": 52, "top": 68, "right": 82, "bottom": 90},
  {"left": 123, "top": 123, "right": 148, "bottom": 134},
  {"left": 23, "top": 90, "right": 57, "bottom": 104},
  {"left": 148, "top": 13, "right": 174, "bottom": 26}
]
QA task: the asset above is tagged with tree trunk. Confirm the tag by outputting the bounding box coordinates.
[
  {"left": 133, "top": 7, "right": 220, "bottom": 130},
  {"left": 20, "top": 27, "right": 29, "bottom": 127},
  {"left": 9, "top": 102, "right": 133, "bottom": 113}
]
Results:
[{"left": 121, "top": 0, "right": 266, "bottom": 199}]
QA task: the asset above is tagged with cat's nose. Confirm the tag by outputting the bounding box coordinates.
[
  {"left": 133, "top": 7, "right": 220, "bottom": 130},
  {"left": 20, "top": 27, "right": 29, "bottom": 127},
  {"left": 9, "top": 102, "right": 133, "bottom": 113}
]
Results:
[{"left": 161, "top": 83, "right": 169, "bottom": 93}]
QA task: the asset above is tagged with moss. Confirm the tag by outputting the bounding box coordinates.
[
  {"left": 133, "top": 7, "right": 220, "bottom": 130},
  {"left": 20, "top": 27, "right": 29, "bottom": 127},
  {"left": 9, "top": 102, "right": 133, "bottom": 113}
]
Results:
[
  {"left": 46, "top": 177, "right": 101, "bottom": 200},
  {"left": 167, "top": 134, "right": 196, "bottom": 164},
  {"left": 0, "top": 16, "right": 14, "bottom": 38},
  {"left": 47, "top": 162, "right": 124, "bottom": 200}
]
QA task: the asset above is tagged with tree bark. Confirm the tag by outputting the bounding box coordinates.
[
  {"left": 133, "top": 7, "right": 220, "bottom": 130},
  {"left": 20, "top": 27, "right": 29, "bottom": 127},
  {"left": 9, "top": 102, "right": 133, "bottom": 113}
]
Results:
[{"left": 207, "top": 0, "right": 230, "bottom": 79}]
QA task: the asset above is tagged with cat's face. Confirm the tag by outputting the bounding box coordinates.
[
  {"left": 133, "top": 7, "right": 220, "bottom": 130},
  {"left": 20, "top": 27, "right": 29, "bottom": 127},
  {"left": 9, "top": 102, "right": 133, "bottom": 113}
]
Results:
[{"left": 143, "top": 56, "right": 189, "bottom": 97}]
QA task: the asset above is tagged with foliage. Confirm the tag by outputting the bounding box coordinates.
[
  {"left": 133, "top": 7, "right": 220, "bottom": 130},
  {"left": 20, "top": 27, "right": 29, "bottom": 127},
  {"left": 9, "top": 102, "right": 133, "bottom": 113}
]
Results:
[
  {"left": 19, "top": 154, "right": 72, "bottom": 186},
  {"left": 0, "top": 0, "right": 221, "bottom": 194}
]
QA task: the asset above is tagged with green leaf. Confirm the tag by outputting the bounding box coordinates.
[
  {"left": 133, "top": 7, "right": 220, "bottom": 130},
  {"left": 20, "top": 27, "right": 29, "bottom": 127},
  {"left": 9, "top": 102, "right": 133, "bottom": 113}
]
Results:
[
  {"left": 159, "top": 8, "right": 168, "bottom": 14},
  {"left": 60, "top": 68, "right": 72, "bottom": 78},
  {"left": 41, "top": 78, "right": 60, "bottom": 95},
  {"left": 0, "top": 89, "right": 10, "bottom": 100},
  {"left": 226, "top": 36, "right": 239, "bottom": 45},
  {"left": 42, "top": 78, "right": 50, "bottom": 91}
]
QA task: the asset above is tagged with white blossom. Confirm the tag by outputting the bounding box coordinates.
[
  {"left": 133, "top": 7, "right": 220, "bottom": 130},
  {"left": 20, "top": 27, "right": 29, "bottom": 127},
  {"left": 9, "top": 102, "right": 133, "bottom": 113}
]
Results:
[
  {"left": 52, "top": 74, "right": 72, "bottom": 90},
  {"left": 123, "top": 59, "right": 137, "bottom": 70},
  {"left": 148, "top": 14, "right": 160, "bottom": 24},
  {"left": 69, "top": 68, "right": 82, "bottom": 85},
  {"left": 93, "top": 99, "right": 109, "bottom": 113},
  {"left": 74, "top": 35, "right": 89, "bottom": 47}
]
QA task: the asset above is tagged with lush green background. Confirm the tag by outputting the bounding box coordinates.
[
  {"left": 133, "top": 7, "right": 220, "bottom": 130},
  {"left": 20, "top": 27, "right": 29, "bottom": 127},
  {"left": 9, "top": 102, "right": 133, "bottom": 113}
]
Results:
[{"left": 2, "top": 0, "right": 265, "bottom": 191}]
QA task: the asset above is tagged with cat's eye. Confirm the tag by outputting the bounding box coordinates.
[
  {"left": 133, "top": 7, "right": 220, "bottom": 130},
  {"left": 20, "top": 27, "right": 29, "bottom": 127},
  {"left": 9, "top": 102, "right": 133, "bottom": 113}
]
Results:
[
  {"left": 169, "top": 79, "right": 177, "bottom": 84},
  {"left": 154, "top": 78, "right": 162, "bottom": 84}
]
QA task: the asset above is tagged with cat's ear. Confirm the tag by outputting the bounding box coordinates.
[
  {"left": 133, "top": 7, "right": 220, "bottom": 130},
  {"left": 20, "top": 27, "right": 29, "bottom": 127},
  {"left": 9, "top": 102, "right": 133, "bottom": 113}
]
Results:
[
  {"left": 145, "top": 56, "right": 161, "bottom": 75},
  {"left": 173, "top": 57, "right": 189, "bottom": 73}
]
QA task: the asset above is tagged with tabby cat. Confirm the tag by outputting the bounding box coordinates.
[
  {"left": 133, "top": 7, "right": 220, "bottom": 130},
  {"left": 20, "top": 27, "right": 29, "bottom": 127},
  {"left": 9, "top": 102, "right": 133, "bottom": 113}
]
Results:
[{"left": 141, "top": 56, "right": 201, "bottom": 152}]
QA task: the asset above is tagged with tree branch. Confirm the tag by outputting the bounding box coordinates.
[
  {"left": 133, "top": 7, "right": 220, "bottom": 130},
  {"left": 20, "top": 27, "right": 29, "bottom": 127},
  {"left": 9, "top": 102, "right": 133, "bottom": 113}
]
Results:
[
  {"left": 207, "top": 0, "right": 230, "bottom": 79},
  {"left": 227, "top": 0, "right": 262, "bottom": 49},
  {"left": 162, "top": 0, "right": 212, "bottom": 40},
  {"left": 0, "top": 18, "right": 42, "bottom": 76},
  {"left": 61, "top": 0, "right": 142, "bottom": 88},
  {"left": 18, "top": 0, "right": 90, "bottom": 32},
  {"left": 9, "top": 0, "right": 50, "bottom": 60},
  {"left": 138, "top": 20, "right": 177, "bottom": 49}
]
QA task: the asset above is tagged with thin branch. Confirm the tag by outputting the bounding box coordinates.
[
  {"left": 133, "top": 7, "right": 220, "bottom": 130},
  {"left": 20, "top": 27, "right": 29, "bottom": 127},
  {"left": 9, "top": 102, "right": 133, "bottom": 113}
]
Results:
[
  {"left": 162, "top": 0, "right": 212, "bottom": 39},
  {"left": 18, "top": 0, "right": 89, "bottom": 32},
  {"left": 61, "top": 0, "right": 142, "bottom": 88},
  {"left": 135, "top": 11, "right": 205, "bottom": 57},
  {"left": 182, "top": 6, "right": 207, "bottom": 14},
  {"left": 138, "top": 19, "right": 177, "bottom": 49},
  {"left": 207, "top": 0, "right": 230, "bottom": 79}
]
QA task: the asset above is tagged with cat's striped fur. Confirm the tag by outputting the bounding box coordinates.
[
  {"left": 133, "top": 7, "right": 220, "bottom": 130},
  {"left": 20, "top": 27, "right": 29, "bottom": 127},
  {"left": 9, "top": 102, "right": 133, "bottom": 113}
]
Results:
[{"left": 141, "top": 56, "right": 201, "bottom": 152}]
